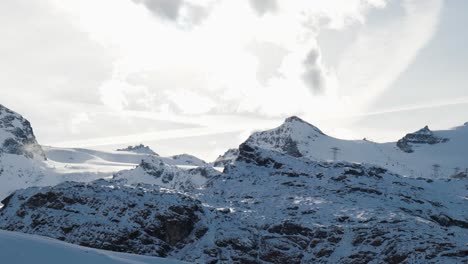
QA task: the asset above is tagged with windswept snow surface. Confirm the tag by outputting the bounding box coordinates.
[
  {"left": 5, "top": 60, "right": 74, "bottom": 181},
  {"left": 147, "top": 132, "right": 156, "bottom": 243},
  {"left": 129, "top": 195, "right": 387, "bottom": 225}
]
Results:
[
  {"left": 0, "top": 230, "right": 186, "bottom": 264},
  {"left": 44, "top": 147, "right": 208, "bottom": 174}
]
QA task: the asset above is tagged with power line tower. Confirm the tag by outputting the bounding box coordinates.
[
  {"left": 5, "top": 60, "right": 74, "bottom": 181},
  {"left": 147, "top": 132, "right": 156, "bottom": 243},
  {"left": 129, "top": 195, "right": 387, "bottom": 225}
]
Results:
[
  {"left": 331, "top": 147, "right": 341, "bottom": 161},
  {"left": 432, "top": 164, "right": 441, "bottom": 178}
]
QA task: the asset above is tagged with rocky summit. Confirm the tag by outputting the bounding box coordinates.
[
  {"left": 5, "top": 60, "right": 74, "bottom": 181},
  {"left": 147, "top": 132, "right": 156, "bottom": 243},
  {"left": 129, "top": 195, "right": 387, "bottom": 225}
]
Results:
[
  {"left": 0, "top": 104, "right": 45, "bottom": 160},
  {"left": 116, "top": 144, "right": 159, "bottom": 156},
  {"left": 396, "top": 126, "right": 449, "bottom": 153}
]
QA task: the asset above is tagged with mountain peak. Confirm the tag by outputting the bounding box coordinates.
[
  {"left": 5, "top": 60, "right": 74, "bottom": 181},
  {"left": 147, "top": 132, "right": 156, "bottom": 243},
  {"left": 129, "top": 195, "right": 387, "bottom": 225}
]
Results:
[
  {"left": 282, "top": 116, "right": 325, "bottom": 136},
  {"left": 397, "top": 125, "right": 449, "bottom": 153},
  {"left": 284, "top": 116, "right": 306, "bottom": 123},
  {"left": 415, "top": 125, "right": 431, "bottom": 135},
  {"left": 242, "top": 116, "right": 327, "bottom": 159}
]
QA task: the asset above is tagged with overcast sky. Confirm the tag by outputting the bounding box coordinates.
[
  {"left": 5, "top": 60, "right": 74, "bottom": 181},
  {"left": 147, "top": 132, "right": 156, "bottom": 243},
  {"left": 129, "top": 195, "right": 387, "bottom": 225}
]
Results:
[{"left": 1, "top": 0, "right": 467, "bottom": 160}]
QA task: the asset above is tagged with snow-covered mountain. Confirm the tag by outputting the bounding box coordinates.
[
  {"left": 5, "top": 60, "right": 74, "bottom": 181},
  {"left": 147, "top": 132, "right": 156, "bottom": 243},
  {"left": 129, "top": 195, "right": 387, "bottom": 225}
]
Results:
[
  {"left": 0, "top": 104, "right": 210, "bottom": 201},
  {"left": 178, "top": 143, "right": 467, "bottom": 263},
  {"left": 0, "top": 105, "right": 50, "bottom": 200},
  {"left": 0, "top": 105, "right": 128, "bottom": 200},
  {"left": 1, "top": 106, "right": 467, "bottom": 263},
  {"left": 1, "top": 141, "right": 466, "bottom": 263},
  {"left": 243, "top": 116, "right": 468, "bottom": 178},
  {"left": 0, "top": 230, "right": 186, "bottom": 264}
]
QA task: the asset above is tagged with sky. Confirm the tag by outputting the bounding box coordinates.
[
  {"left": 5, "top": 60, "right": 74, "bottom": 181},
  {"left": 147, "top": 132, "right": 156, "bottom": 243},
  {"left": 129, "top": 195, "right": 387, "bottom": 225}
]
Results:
[{"left": 0, "top": 0, "right": 467, "bottom": 160}]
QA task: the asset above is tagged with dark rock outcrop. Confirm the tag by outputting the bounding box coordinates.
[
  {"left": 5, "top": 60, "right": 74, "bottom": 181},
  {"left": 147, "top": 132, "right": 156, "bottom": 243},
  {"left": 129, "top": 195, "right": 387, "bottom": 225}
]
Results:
[
  {"left": 116, "top": 144, "right": 158, "bottom": 156},
  {"left": 397, "top": 126, "right": 449, "bottom": 153}
]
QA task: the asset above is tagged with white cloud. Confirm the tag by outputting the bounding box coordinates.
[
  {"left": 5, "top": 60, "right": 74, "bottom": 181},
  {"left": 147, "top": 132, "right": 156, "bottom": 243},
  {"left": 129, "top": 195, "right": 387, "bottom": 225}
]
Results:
[
  {"left": 336, "top": 0, "right": 443, "bottom": 113},
  {"left": 48, "top": 0, "right": 388, "bottom": 120}
]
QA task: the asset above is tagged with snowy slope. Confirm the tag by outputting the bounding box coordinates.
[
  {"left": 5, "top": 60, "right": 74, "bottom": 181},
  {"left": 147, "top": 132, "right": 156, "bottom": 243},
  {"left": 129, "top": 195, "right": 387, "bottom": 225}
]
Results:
[
  {"left": 169, "top": 154, "right": 207, "bottom": 167},
  {"left": 44, "top": 147, "right": 208, "bottom": 174},
  {"left": 0, "top": 154, "right": 50, "bottom": 203},
  {"left": 244, "top": 116, "right": 468, "bottom": 178},
  {"left": 0, "top": 230, "right": 185, "bottom": 264}
]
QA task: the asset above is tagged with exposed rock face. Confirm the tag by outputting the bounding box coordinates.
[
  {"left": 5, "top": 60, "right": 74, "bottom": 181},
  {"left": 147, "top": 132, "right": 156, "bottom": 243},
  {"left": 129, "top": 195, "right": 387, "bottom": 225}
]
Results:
[
  {"left": 244, "top": 116, "right": 324, "bottom": 158},
  {"left": 0, "top": 104, "right": 45, "bottom": 160},
  {"left": 397, "top": 126, "right": 449, "bottom": 153},
  {"left": 450, "top": 171, "right": 467, "bottom": 179},
  {"left": 212, "top": 148, "right": 239, "bottom": 167},
  {"left": 0, "top": 180, "right": 206, "bottom": 257},
  {"left": 116, "top": 144, "right": 158, "bottom": 156}
]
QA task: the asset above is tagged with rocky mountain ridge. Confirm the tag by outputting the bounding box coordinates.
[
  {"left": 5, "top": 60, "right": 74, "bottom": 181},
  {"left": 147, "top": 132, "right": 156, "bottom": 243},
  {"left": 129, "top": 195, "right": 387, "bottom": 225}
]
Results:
[{"left": 236, "top": 116, "right": 467, "bottom": 178}]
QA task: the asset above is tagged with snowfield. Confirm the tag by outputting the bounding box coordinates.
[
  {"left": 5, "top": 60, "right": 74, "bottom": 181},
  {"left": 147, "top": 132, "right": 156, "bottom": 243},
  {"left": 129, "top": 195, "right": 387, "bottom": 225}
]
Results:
[{"left": 0, "top": 230, "right": 186, "bottom": 264}]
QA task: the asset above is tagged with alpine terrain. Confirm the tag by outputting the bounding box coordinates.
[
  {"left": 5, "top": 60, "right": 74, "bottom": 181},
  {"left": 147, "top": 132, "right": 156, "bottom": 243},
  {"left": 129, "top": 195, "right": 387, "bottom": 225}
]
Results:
[{"left": 0, "top": 104, "right": 466, "bottom": 263}]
